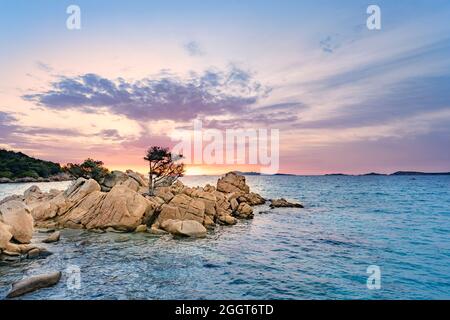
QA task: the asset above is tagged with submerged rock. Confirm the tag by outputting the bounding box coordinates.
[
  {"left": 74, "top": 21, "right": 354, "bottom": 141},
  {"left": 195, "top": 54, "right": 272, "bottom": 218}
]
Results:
[
  {"left": 42, "top": 231, "right": 60, "bottom": 243},
  {"left": 270, "top": 198, "right": 304, "bottom": 208},
  {"left": 6, "top": 271, "right": 62, "bottom": 298},
  {"left": 134, "top": 224, "right": 147, "bottom": 233}
]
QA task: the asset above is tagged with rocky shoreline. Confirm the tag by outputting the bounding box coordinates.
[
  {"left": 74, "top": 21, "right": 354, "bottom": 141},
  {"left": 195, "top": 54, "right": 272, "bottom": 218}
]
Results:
[
  {"left": 0, "top": 173, "right": 73, "bottom": 184},
  {"left": 0, "top": 171, "right": 303, "bottom": 297}
]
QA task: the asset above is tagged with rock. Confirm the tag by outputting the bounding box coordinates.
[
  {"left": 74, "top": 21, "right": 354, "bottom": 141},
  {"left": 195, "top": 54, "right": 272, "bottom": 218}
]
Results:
[
  {"left": 230, "top": 198, "right": 239, "bottom": 211},
  {"left": 134, "top": 224, "right": 147, "bottom": 233},
  {"left": 42, "top": 231, "right": 60, "bottom": 243},
  {"left": 105, "top": 227, "right": 127, "bottom": 233},
  {"left": 0, "top": 222, "right": 13, "bottom": 250},
  {"left": 0, "top": 200, "right": 34, "bottom": 243},
  {"left": 27, "top": 247, "right": 52, "bottom": 259},
  {"left": 114, "top": 235, "right": 130, "bottom": 243},
  {"left": 126, "top": 170, "right": 148, "bottom": 187},
  {"left": 156, "top": 194, "right": 205, "bottom": 225},
  {"left": 37, "top": 228, "right": 56, "bottom": 233},
  {"left": 26, "top": 248, "right": 41, "bottom": 259},
  {"left": 148, "top": 225, "right": 168, "bottom": 235},
  {"left": 91, "top": 228, "right": 106, "bottom": 234},
  {"left": 6, "top": 272, "right": 62, "bottom": 298},
  {"left": 169, "top": 180, "right": 185, "bottom": 194},
  {"left": 235, "top": 202, "right": 254, "bottom": 219},
  {"left": 102, "top": 171, "right": 128, "bottom": 189},
  {"left": 23, "top": 185, "right": 42, "bottom": 200},
  {"left": 0, "top": 177, "right": 13, "bottom": 183},
  {"left": 65, "top": 178, "right": 101, "bottom": 199},
  {"left": 203, "top": 184, "right": 216, "bottom": 193},
  {"left": 160, "top": 219, "right": 207, "bottom": 238},
  {"left": 32, "top": 180, "right": 154, "bottom": 232},
  {"left": 217, "top": 214, "right": 237, "bottom": 225},
  {"left": 270, "top": 198, "right": 304, "bottom": 208},
  {"left": 203, "top": 215, "right": 215, "bottom": 229},
  {"left": 118, "top": 178, "right": 140, "bottom": 192},
  {"left": 155, "top": 187, "right": 175, "bottom": 203},
  {"left": 2, "top": 250, "right": 20, "bottom": 257},
  {"left": 239, "top": 192, "right": 266, "bottom": 206},
  {"left": 192, "top": 190, "right": 216, "bottom": 217},
  {"left": 217, "top": 172, "right": 250, "bottom": 194},
  {"left": 0, "top": 194, "right": 23, "bottom": 206}
]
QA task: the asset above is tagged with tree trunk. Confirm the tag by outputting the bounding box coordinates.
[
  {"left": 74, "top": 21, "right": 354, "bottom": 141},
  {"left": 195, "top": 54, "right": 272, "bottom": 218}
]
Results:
[{"left": 148, "top": 163, "right": 153, "bottom": 195}]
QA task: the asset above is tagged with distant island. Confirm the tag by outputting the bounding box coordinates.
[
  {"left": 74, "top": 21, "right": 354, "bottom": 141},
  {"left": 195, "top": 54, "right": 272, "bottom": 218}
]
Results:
[
  {"left": 0, "top": 149, "right": 70, "bottom": 183},
  {"left": 324, "top": 171, "right": 450, "bottom": 177}
]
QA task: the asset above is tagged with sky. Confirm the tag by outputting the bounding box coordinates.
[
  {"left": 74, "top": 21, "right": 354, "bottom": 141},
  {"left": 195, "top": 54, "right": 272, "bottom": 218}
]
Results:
[{"left": 0, "top": 0, "right": 450, "bottom": 175}]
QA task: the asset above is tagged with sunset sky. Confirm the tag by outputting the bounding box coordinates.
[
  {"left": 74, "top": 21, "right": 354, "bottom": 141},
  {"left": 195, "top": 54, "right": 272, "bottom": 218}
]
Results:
[{"left": 1, "top": 0, "right": 450, "bottom": 175}]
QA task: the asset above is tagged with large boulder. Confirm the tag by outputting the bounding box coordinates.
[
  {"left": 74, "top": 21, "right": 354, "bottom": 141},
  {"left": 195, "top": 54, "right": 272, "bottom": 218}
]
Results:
[
  {"left": 155, "top": 187, "right": 175, "bottom": 203},
  {"left": 239, "top": 192, "right": 266, "bottom": 206},
  {"left": 31, "top": 178, "right": 154, "bottom": 231},
  {"left": 160, "top": 219, "right": 207, "bottom": 238},
  {"left": 101, "top": 171, "right": 128, "bottom": 191},
  {"left": 0, "top": 200, "right": 34, "bottom": 243},
  {"left": 6, "top": 272, "right": 62, "bottom": 298},
  {"left": 217, "top": 172, "right": 250, "bottom": 194},
  {"left": 158, "top": 194, "right": 205, "bottom": 224},
  {"left": 126, "top": 170, "right": 148, "bottom": 187}
]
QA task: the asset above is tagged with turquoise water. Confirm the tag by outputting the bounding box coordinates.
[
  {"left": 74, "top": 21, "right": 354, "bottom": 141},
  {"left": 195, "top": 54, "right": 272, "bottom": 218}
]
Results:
[{"left": 0, "top": 175, "right": 449, "bottom": 299}]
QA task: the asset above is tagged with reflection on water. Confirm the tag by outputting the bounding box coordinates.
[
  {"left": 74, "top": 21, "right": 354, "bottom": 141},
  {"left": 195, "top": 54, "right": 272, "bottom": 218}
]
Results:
[{"left": 1, "top": 175, "right": 450, "bottom": 299}]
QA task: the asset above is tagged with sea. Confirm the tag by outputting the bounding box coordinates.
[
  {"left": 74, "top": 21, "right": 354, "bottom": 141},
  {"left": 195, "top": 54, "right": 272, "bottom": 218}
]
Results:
[{"left": 0, "top": 175, "right": 449, "bottom": 299}]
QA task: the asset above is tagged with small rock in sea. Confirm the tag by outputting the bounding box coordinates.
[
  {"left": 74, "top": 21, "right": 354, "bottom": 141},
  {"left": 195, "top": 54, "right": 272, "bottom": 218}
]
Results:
[
  {"left": 134, "top": 224, "right": 148, "bottom": 233},
  {"left": 26, "top": 247, "right": 52, "bottom": 259},
  {"left": 37, "top": 228, "right": 56, "bottom": 234},
  {"left": 160, "top": 219, "right": 207, "bottom": 238},
  {"left": 269, "top": 198, "right": 304, "bottom": 209},
  {"left": 91, "top": 228, "right": 106, "bottom": 234},
  {"left": 106, "top": 227, "right": 127, "bottom": 233},
  {"left": 114, "top": 235, "right": 130, "bottom": 243},
  {"left": 148, "top": 226, "right": 168, "bottom": 235},
  {"left": 42, "top": 231, "right": 60, "bottom": 243},
  {"left": 2, "top": 250, "right": 21, "bottom": 257},
  {"left": 78, "top": 239, "right": 91, "bottom": 246},
  {"left": 6, "top": 271, "right": 62, "bottom": 298}
]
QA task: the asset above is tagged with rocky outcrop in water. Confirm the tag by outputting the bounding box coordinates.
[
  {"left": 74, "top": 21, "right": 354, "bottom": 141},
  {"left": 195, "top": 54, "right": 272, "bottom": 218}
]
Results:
[
  {"left": 0, "top": 171, "right": 278, "bottom": 239},
  {"left": 270, "top": 198, "right": 304, "bottom": 208}
]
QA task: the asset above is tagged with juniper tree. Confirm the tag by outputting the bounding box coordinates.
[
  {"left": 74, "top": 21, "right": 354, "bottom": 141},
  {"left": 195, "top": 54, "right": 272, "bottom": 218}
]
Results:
[{"left": 144, "top": 146, "right": 184, "bottom": 195}]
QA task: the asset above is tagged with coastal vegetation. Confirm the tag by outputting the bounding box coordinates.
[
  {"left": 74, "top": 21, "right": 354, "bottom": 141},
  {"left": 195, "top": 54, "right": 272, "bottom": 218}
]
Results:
[
  {"left": 0, "top": 149, "right": 63, "bottom": 180},
  {"left": 62, "top": 158, "right": 109, "bottom": 183},
  {"left": 144, "top": 146, "right": 185, "bottom": 195}
]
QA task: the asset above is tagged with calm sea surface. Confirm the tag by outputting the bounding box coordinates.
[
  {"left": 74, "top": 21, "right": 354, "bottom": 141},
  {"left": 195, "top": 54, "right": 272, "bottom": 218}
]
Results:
[{"left": 0, "top": 175, "right": 449, "bottom": 299}]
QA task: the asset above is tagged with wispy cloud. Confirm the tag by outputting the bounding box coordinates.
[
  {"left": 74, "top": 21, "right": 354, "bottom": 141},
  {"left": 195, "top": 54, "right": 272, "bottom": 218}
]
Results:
[
  {"left": 183, "top": 41, "right": 205, "bottom": 56},
  {"left": 23, "top": 66, "right": 270, "bottom": 122},
  {"left": 35, "top": 61, "right": 53, "bottom": 73}
]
